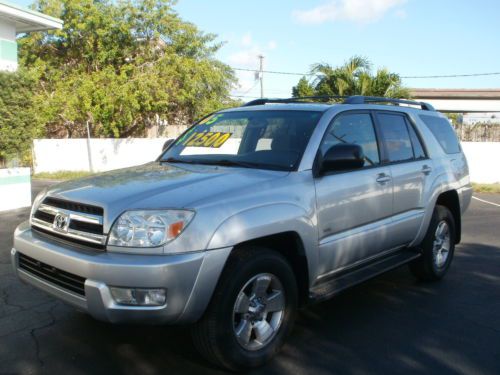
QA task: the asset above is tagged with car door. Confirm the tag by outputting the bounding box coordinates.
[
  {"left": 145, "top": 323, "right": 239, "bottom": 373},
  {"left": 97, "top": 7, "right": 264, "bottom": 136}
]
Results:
[
  {"left": 314, "top": 111, "right": 394, "bottom": 277},
  {"left": 374, "top": 111, "right": 432, "bottom": 248}
]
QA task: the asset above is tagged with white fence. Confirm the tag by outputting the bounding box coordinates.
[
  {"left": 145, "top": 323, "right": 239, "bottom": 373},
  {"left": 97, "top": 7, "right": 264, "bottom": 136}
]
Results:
[
  {"left": 461, "top": 142, "right": 500, "bottom": 184},
  {"left": 32, "top": 139, "right": 500, "bottom": 184},
  {"left": 0, "top": 168, "right": 31, "bottom": 211},
  {"left": 33, "top": 138, "right": 173, "bottom": 173}
]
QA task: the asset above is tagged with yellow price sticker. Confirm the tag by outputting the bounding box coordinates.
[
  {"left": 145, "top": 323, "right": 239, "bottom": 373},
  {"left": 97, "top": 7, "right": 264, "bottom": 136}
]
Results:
[
  {"left": 198, "top": 114, "right": 224, "bottom": 126},
  {"left": 182, "top": 131, "right": 232, "bottom": 148}
]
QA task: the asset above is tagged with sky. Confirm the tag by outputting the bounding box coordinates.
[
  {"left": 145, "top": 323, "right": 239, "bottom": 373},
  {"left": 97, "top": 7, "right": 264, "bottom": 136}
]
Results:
[{"left": 13, "top": 0, "right": 500, "bottom": 100}]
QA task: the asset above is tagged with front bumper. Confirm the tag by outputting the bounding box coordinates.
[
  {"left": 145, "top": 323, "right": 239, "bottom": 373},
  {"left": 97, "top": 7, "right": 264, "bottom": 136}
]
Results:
[{"left": 12, "top": 221, "right": 231, "bottom": 324}]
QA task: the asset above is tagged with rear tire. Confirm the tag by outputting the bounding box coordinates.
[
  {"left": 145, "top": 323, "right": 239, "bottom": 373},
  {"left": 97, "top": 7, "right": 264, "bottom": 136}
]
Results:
[
  {"left": 191, "top": 246, "right": 298, "bottom": 371},
  {"left": 410, "top": 205, "right": 456, "bottom": 281}
]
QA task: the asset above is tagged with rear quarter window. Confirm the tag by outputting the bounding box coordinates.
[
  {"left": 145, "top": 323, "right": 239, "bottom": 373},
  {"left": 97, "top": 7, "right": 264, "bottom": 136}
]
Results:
[{"left": 419, "top": 115, "right": 461, "bottom": 154}]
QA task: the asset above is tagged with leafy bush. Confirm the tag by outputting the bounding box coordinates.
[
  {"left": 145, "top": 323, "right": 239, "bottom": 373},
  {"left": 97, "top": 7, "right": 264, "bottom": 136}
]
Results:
[
  {"left": 0, "top": 70, "right": 43, "bottom": 166},
  {"left": 17, "top": 0, "right": 238, "bottom": 139}
]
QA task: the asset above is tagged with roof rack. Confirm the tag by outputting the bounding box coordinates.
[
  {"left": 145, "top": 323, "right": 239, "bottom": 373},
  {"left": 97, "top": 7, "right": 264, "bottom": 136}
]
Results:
[
  {"left": 242, "top": 96, "right": 348, "bottom": 107},
  {"left": 344, "top": 96, "right": 435, "bottom": 111},
  {"left": 242, "top": 95, "right": 435, "bottom": 111}
]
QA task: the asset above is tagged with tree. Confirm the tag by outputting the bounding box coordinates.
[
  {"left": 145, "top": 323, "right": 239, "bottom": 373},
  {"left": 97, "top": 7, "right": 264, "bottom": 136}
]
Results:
[
  {"left": 293, "top": 56, "right": 410, "bottom": 99},
  {"left": 18, "top": 0, "right": 237, "bottom": 138},
  {"left": 292, "top": 77, "right": 315, "bottom": 98},
  {"left": 0, "top": 70, "right": 43, "bottom": 165}
]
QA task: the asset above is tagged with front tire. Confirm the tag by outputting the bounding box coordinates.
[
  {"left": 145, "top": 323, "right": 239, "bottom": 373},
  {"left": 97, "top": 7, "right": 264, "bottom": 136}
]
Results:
[
  {"left": 410, "top": 205, "right": 456, "bottom": 281},
  {"left": 191, "top": 246, "right": 298, "bottom": 371}
]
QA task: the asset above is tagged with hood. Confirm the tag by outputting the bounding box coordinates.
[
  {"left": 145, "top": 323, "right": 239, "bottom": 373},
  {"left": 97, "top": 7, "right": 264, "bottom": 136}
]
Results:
[{"left": 45, "top": 162, "right": 287, "bottom": 222}]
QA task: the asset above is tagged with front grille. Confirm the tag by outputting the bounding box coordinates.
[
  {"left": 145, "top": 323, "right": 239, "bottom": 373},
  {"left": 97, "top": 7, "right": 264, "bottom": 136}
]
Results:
[
  {"left": 43, "top": 197, "right": 103, "bottom": 216},
  {"left": 32, "top": 226, "right": 106, "bottom": 250},
  {"left": 69, "top": 220, "right": 103, "bottom": 235},
  {"left": 18, "top": 253, "right": 86, "bottom": 296},
  {"left": 31, "top": 196, "right": 106, "bottom": 248},
  {"left": 34, "top": 210, "right": 55, "bottom": 223}
]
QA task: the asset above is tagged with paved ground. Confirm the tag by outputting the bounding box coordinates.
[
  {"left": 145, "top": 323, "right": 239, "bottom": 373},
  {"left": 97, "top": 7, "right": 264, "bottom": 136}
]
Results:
[{"left": 0, "top": 181, "right": 499, "bottom": 375}]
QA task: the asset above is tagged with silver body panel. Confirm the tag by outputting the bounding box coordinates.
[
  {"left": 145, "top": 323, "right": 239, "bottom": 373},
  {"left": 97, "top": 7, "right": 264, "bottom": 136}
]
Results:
[
  {"left": 12, "top": 103, "right": 471, "bottom": 324},
  {"left": 12, "top": 221, "right": 231, "bottom": 323}
]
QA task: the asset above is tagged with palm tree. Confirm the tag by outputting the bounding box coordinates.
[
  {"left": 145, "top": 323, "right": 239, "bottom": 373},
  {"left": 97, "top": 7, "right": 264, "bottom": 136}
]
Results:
[
  {"left": 369, "top": 67, "right": 410, "bottom": 98},
  {"left": 292, "top": 56, "right": 410, "bottom": 99}
]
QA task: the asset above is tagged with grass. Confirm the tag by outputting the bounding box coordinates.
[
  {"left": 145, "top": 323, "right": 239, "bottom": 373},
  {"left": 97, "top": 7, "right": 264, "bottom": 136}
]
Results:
[
  {"left": 33, "top": 171, "right": 95, "bottom": 180},
  {"left": 472, "top": 183, "right": 500, "bottom": 194}
]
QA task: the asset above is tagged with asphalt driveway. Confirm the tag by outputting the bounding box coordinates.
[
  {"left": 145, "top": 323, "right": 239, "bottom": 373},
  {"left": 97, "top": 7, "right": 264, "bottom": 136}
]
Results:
[{"left": 0, "top": 180, "right": 499, "bottom": 374}]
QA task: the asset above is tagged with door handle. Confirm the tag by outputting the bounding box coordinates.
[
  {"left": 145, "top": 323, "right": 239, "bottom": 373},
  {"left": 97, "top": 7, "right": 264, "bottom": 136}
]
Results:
[
  {"left": 422, "top": 165, "right": 432, "bottom": 175},
  {"left": 376, "top": 174, "right": 391, "bottom": 184}
]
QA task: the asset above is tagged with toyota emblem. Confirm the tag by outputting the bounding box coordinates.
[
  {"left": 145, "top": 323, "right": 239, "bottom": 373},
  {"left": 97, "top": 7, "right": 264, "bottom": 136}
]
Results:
[{"left": 53, "top": 213, "right": 69, "bottom": 232}]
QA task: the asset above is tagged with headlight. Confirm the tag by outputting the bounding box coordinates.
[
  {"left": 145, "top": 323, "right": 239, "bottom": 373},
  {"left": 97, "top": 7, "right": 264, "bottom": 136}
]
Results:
[{"left": 108, "top": 210, "right": 194, "bottom": 247}]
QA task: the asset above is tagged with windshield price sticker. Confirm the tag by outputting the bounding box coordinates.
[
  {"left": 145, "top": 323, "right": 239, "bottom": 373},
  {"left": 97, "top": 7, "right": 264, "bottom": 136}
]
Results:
[
  {"left": 198, "top": 114, "right": 224, "bottom": 125},
  {"left": 181, "top": 131, "right": 232, "bottom": 148}
]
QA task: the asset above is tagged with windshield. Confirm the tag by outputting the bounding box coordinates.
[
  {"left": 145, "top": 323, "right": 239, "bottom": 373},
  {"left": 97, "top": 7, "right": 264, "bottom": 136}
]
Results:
[{"left": 160, "top": 110, "right": 322, "bottom": 171}]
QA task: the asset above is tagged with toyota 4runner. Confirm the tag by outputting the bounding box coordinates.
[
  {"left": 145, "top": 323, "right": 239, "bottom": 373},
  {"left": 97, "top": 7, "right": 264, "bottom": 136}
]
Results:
[{"left": 12, "top": 96, "right": 472, "bottom": 370}]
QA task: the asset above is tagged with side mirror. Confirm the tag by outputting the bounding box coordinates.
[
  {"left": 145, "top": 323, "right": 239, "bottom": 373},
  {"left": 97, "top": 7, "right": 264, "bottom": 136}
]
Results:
[
  {"left": 320, "top": 143, "right": 365, "bottom": 174},
  {"left": 162, "top": 139, "right": 174, "bottom": 152}
]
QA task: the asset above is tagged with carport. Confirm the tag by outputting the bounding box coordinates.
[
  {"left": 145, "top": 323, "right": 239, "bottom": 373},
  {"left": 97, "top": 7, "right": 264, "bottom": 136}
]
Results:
[{"left": 0, "top": 0, "right": 62, "bottom": 71}]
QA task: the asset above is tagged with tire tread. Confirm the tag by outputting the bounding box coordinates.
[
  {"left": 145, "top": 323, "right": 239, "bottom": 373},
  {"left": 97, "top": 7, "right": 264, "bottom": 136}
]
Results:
[
  {"left": 409, "top": 205, "right": 455, "bottom": 281},
  {"left": 191, "top": 246, "right": 296, "bottom": 371}
]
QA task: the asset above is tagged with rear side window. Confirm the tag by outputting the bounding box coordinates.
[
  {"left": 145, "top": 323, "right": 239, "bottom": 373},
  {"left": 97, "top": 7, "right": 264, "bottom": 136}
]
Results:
[
  {"left": 420, "top": 115, "right": 461, "bottom": 154},
  {"left": 377, "top": 113, "right": 414, "bottom": 163},
  {"left": 407, "top": 124, "right": 426, "bottom": 159}
]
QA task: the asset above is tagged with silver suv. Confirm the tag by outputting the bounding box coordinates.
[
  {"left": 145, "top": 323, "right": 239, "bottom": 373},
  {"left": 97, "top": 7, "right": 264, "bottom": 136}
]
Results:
[{"left": 12, "top": 96, "right": 472, "bottom": 370}]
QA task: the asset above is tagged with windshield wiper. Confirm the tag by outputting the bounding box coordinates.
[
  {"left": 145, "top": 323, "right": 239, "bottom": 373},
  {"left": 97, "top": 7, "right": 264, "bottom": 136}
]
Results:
[
  {"left": 162, "top": 158, "right": 251, "bottom": 168},
  {"left": 198, "top": 159, "right": 289, "bottom": 171},
  {"left": 163, "top": 157, "right": 289, "bottom": 171},
  {"left": 161, "top": 157, "right": 198, "bottom": 164},
  {"left": 196, "top": 159, "right": 255, "bottom": 168}
]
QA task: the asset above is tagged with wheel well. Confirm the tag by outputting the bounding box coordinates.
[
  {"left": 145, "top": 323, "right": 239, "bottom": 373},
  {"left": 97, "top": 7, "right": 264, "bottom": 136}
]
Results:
[
  {"left": 234, "top": 232, "right": 310, "bottom": 307},
  {"left": 436, "top": 190, "right": 461, "bottom": 244}
]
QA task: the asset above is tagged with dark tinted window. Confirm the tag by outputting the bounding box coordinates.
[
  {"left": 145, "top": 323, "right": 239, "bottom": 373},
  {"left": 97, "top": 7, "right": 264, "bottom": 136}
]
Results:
[
  {"left": 321, "top": 113, "right": 379, "bottom": 167},
  {"left": 420, "top": 115, "right": 461, "bottom": 154},
  {"left": 161, "top": 110, "right": 322, "bottom": 171},
  {"left": 408, "top": 124, "right": 426, "bottom": 159},
  {"left": 377, "top": 113, "right": 414, "bottom": 162}
]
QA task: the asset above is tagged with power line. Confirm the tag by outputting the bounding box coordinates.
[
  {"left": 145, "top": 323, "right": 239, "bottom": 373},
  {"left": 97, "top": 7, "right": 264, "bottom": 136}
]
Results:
[
  {"left": 235, "top": 80, "right": 259, "bottom": 96},
  {"left": 232, "top": 66, "right": 500, "bottom": 79},
  {"left": 402, "top": 72, "right": 500, "bottom": 79},
  {"left": 231, "top": 95, "right": 261, "bottom": 99},
  {"left": 233, "top": 67, "right": 312, "bottom": 76}
]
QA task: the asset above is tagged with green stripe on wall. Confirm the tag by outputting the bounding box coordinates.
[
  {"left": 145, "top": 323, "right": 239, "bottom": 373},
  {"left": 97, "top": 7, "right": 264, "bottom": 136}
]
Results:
[
  {"left": 0, "top": 175, "right": 30, "bottom": 186},
  {"left": 0, "top": 39, "right": 17, "bottom": 62}
]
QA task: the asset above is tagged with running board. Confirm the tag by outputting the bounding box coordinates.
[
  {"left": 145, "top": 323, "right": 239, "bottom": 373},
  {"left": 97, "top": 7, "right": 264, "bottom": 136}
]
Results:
[{"left": 309, "top": 250, "right": 421, "bottom": 303}]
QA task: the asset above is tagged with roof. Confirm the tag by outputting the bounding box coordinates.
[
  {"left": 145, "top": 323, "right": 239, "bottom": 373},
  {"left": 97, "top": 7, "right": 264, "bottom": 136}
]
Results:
[
  {"left": 0, "top": 0, "right": 62, "bottom": 33},
  {"left": 410, "top": 88, "right": 500, "bottom": 100},
  {"left": 226, "top": 96, "right": 436, "bottom": 114},
  {"left": 222, "top": 103, "right": 333, "bottom": 113}
]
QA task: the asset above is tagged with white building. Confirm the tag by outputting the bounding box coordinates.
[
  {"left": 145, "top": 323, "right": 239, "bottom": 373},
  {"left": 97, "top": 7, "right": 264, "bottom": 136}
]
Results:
[
  {"left": 463, "top": 113, "right": 500, "bottom": 125},
  {"left": 410, "top": 88, "right": 500, "bottom": 113},
  {"left": 0, "top": 0, "right": 62, "bottom": 71},
  {"left": 0, "top": 1, "right": 62, "bottom": 211}
]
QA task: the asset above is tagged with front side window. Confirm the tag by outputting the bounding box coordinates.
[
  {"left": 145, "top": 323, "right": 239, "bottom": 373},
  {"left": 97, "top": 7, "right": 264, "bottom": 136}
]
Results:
[
  {"left": 377, "top": 113, "right": 414, "bottom": 163},
  {"left": 321, "top": 113, "right": 380, "bottom": 167},
  {"left": 161, "top": 110, "right": 322, "bottom": 171}
]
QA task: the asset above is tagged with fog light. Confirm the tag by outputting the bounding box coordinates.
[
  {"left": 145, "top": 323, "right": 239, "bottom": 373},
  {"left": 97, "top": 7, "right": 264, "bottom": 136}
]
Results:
[{"left": 110, "top": 287, "right": 166, "bottom": 306}]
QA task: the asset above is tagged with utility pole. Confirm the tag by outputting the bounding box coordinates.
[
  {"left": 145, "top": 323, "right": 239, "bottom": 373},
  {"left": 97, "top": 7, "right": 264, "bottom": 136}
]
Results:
[
  {"left": 258, "top": 54, "right": 264, "bottom": 98},
  {"left": 86, "top": 120, "right": 94, "bottom": 173}
]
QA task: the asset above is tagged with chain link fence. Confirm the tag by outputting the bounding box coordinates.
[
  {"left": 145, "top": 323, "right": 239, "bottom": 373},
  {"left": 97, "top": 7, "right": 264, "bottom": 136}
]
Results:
[
  {"left": 452, "top": 123, "right": 500, "bottom": 142},
  {"left": 446, "top": 113, "right": 500, "bottom": 142}
]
